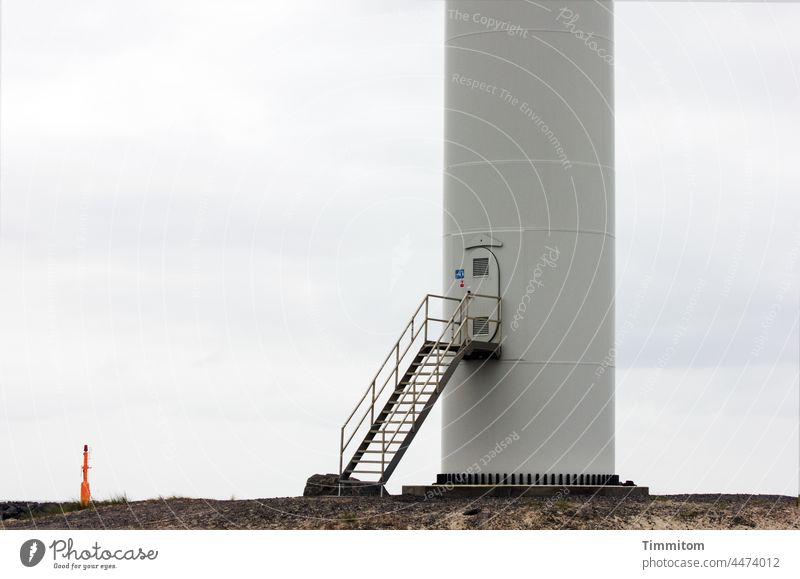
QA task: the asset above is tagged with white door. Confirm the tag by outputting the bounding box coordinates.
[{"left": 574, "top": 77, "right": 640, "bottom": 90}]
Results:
[{"left": 462, "top": 247, "right": 500, "bottom": 342}]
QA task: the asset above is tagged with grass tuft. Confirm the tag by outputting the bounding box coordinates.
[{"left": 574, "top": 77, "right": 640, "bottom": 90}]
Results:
[{"left": 95, "top": 493, "right": 128, "bottom": 506}]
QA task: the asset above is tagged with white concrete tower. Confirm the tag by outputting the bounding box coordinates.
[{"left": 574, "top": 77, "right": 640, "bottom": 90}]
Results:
[{"left": 442, "top": 0, "right": 616, "bottom": 484}]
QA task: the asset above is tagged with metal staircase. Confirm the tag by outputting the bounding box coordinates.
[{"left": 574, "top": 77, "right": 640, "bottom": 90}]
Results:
[{"left": 339, "top": 292, "right": 501, "bottom": 491}]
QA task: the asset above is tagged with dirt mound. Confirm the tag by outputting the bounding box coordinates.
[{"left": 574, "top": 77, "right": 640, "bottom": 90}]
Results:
[
  {"left": 302, "top": 474, "right": 384, "bottom": 497},
  {"left": 2, "top": 494, "right": 797, "bottom": 530},
  {"left": 1, "top": 502, "right": 61, "bottom": 521}
]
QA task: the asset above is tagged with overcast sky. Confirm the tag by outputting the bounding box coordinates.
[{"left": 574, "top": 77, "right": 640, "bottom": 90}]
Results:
[{"left": 1, "top": 0, "right": 798, "bottom": 501}]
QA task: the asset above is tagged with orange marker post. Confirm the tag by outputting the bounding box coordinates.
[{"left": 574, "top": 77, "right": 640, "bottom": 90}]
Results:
[{"left": 80, "top": 444, "right": 91, "bottom": 507}]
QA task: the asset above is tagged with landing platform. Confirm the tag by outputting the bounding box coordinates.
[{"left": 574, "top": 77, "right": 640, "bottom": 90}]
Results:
[
  {"left": 461, "top": 340, "right": 501, "bottom": 360},
  {"left": 402, "top": 484, "right": 649, "bottom": 499}
]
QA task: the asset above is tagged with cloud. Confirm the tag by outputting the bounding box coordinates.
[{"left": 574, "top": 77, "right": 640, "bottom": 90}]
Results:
[{"left": 0, "top": 0, "right": 797, "bottom": 500}]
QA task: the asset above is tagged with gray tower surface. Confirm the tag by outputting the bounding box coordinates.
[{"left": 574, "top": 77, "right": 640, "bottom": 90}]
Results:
[{"left": 441, "top": 0, "right": 616, "bottom": 483}]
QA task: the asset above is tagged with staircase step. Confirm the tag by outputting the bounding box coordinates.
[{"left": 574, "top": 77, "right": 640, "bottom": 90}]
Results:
[
  {"left": 394, "top": 393, "right": 436, "bottom": 399},
  {"left": 355, "top": 449, "right": 398, "bottom": 455},
  {"left": 375, "top": 419, "right": 415, "bottom": 426},
  {"left": 372, "top": 430, "right": 414, "bottom": 436},
  {"left": 398, "top": 380, "right": 439, "bottom": 386},
  {"left": 390, "top": 395, "right": 434, "bottom": 402},
  {"left": 345, "top": 469, "right": 383, "bottom": 475},
  {"left": 369, "top": 429, "right": 410, "bottom": 435},
  {"left": 423, "top": 343, "right": 461, "bottom": 352},
  {"left": 387, "top": 404, "right": 427, "bottom": 412},
  {"left": 356, "top": 449, "right": 398, "bottom": 456}
]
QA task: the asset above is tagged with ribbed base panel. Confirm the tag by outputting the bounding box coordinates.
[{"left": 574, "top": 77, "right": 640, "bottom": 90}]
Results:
[
  {"left": 437, "top": 473, "right": 626, "bottom": 486},
  {"left": 404, "top": 484, "right": 649, "bottom": 498}
]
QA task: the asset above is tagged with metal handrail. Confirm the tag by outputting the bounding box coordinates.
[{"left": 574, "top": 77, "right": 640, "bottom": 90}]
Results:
[
  {"left": 376, "top": 292, "right": 503, "bottom": 455},
  {"left": 340, "top": 292, "right": 462, "bottom": 424},
  {"left": 340, "top": 295, "right": 455, "bottom": 451},
  {"left": 378, "top": 301, "right": 470, "bottom": 450},
  {"left": 339, "top": 294, "right": 461, "bottom": 450},
  {"left": 339, "top": 292, "right": 501, "bottom": 482}
]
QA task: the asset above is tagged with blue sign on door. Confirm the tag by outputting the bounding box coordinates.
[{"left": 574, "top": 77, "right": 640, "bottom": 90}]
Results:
[{"left": 455, "top": 268, "right": 465, "bottom": 280}]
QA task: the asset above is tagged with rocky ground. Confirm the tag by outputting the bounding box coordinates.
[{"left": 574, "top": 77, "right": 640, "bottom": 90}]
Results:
[
  {"left": 1, "top": 502, "right": 63, "bottom": 522},
  {"left": 2, "top": 494, "right": 797, "bottom": 530}
]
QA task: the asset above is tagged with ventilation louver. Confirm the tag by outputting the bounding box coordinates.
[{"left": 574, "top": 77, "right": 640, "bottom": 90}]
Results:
[
  {"left": 473, "top": 317, "right": 490, "bottom": 336},
  {"left": 472, "top": 257, "right": 489, "bottom": 278}
]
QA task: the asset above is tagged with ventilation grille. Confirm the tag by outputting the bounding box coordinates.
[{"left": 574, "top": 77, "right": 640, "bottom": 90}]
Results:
[
  {"left": 472, "top": 257, "right": 489, "bottom": 278},
  {"left": 472, "top": 317, "right": 490, "bottom": 336}
]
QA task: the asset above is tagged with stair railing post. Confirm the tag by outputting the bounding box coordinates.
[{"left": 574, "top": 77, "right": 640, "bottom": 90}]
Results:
[
  {"left": 451, "top": 301, "right": 455, "bottom": 343},
  {"left": 497, "top": 296, "right": 502, "bottom": 344},
  {"left": 381, "top": 428, "right": 386, "bottom": 492},
  {"left": 339, "top": 427, "right": 344, "bottom": 496},
  {"left": 461, "top": 295, "right": 465, "bottom": 345},
  {"left": 462, "top": 296, "right": 465, "bottom": 345},
  {"left": 467, "top": 293, "right": 472, "bottom": 344},
  {"left": 371, "top": 380, "right": 375, "bottom": 425},
  {"left": 424, "top": 296, "right": 429, "bottom": 342},
  {"left": 412, "top": 369, "right": 417, "bottom": 424},
  {"left": 437, "top": 301, "right": 444, "bottom": 383},
  {"left": 461, "top": 294, "right": 467, "bottom": 345}
]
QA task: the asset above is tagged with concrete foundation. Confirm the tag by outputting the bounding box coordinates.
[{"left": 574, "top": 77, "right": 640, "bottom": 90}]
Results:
[{"left": 402, "top": 485, "right": 649, "bottom": 499}]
